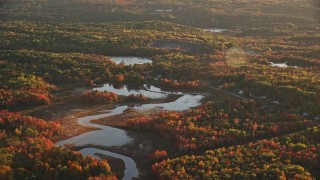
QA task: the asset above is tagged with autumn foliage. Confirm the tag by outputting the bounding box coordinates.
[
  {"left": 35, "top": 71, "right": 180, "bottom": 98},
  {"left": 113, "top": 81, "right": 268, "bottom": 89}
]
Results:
[
  {"left": 127, "top": 93, "right": 148, "bottom": 101},
  {"left": 82, "top": 90, "right": 118, "bottom": 104},
  {"left": 160, "top": 78, "right": 202, "bottom": 88},
  {"left": 149, "top": 150, "right": 168, "bottom": 161},
  {"left": 0, "top": 111, "right": 116, "bottom": 179},
  {"left": 127, "top": 100, "right": 314, "bottom": 152},
  {"left": 113, "top": 74, "right": 125, "bottom": 83},
  {"left": 0, "top": 75, "right": 56, "bottom": 110},
  {"left": 152, "top": 126, "right": 320, "bottom": 179}
]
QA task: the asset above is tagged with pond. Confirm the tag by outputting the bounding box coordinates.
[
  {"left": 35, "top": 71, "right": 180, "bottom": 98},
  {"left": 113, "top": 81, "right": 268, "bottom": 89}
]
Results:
[
  {"left": 93, "top": 84, "right": 173, "bottom": 99},
  {"left": 204, "top": 28, "right": 229, "bottom": 33},
  {"left": 109, "top": 56, "right": 152, "bottom": 65},
  {"left": 270, "top": 62, "right": 297, "bottom": 68}
]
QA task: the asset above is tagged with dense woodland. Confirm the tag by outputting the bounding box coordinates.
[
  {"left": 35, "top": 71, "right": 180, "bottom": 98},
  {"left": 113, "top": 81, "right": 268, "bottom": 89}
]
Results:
[
  {"left": 0, "top": 111, "right": 116, "bottom": 179},
  {"left": 1, "top": 0, "right": 319, "bottom": 29},
  {"left": 152, "top": 127, "right": 320, "bottom": 179},
  {"left": 0, "top": 0, "right": 319, "bottom": 179}
]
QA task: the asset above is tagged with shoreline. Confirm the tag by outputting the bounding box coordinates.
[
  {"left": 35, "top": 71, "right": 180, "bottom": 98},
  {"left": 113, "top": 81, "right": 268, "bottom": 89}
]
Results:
[
  {"left": 52, "top": 105, "right": 176, "bottom": 180},
  {"left": 47, "top": 97, "right": 182, "bottom": 179},
  {"left": 24, "top": 84, "right": 209, "bottom": 180}
]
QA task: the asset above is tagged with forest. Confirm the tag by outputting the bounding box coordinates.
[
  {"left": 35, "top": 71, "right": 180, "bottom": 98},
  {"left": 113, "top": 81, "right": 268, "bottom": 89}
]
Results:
[{"left": 0, "top": 0, "right": 319, "bottom": 179}]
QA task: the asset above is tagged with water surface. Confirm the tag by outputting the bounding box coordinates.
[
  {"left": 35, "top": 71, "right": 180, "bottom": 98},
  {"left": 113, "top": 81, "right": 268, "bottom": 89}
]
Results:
[
  {"left": 93, "top": 84, "right": 169, "bottom": 99},
  {"left": 80, "top": 148, "right": 138, "bottom": 180},
  {"left": 110, "top": 57, "right": 152, "bottom": 65},
  {"left": 204, "top": 28, "right": 229, "bottom": 33},
  {"left": 56, "top": 94, "right": 204, "bottom": 147},
  {"left": 56, "top": 87, "right": 204, "bottom": 180},
  {"left": 270, "top": 62, "right": 297, "bottom": 68}
]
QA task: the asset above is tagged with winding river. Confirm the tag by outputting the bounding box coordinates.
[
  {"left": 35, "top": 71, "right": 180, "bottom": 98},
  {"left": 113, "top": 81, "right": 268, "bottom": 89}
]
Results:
[{"left": 55, "top": 83, "right": 204, "bottom": 180}]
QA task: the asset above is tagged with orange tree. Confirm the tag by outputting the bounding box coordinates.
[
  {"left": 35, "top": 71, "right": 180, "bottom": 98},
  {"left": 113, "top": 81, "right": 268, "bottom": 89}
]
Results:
[
  {"left": 127, "top": 100, "right": 314, "bottom": 152},
  {"left": 0, "top": 110, "right": 116, "bottom": 179},
  {"left": 152, "top": 126, "right": 320, "bottom": 179}
]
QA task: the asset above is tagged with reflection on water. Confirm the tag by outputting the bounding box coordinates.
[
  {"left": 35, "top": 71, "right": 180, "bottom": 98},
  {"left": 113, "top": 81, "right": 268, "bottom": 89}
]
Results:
[
  {"left": 204, "top": 28, "right": 229, "bottom": 33},
  {"left": 270, "top": 62, "right": 288, "bottom": 67},
  {"left": 55, "top": 106, "right": 131, "bottom": 147},
  {"left": 110, "top": 56, "right": 152, "bottom": 65},
  {"left": 55, "top": 94, "right": 203, "bottom": 147},
  {"left": 93, "top": 83, "right": 182, "bottom": 99},
  {"left": 135, "top": 94, "right": 203, "bottom": 111},
  {"left": 56, "top": 86, "right": 204, "bottom": 180},
  {"left": 270, "top": 62, "right": 297, "bottom": 68}
]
